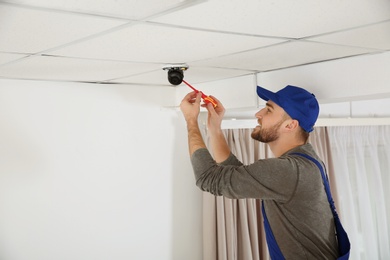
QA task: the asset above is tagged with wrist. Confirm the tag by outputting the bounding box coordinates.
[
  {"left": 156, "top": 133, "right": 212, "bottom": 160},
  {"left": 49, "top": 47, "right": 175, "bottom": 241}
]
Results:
[
  {"left": 186, "top": 118, "right": 199, "bottom": 127},
  {"left": 208, "top": 127, "right": 224, "bottom": 136}
]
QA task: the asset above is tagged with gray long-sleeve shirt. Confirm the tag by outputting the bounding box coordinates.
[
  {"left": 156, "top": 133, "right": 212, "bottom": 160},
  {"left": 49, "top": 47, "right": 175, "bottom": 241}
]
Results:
[{"left": 191, "top": 143, "right": 339, "bottom": 259}]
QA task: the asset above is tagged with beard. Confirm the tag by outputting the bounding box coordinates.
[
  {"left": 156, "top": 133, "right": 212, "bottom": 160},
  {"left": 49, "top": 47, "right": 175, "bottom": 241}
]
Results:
[{"left": 251, "top": 119, "right": 284, "bottom": 143}]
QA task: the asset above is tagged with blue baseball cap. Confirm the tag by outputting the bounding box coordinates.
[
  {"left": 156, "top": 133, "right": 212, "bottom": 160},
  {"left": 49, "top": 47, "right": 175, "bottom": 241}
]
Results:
[{"left": 256, "top": 85, "right": 319, "bottom": 132}]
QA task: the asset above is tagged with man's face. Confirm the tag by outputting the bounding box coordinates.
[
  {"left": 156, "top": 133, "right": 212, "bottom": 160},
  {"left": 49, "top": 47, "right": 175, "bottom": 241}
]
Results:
[{"left": 251, "top": 100, "right": 288, "bottom": 143}]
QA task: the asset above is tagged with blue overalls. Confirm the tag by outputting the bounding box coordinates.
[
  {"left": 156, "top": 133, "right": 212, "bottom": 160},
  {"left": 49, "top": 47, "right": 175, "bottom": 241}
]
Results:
[{"left": 262, "top": 153, "right": 350, "bottom": 260}]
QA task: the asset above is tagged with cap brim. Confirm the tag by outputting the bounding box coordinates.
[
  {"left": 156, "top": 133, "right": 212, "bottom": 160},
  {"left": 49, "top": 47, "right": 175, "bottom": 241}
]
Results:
[{"left": 257, "top": 86, "right": 278, "bottom": 102}]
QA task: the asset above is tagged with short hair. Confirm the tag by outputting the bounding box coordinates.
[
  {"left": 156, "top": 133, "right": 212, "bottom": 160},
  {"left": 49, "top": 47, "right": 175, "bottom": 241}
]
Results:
[
  {"left": 282, "top": 112, "right": 310, "bottom": 143},
  {"left": 298, "top": 127, "right": 310, "bottom": 143}
]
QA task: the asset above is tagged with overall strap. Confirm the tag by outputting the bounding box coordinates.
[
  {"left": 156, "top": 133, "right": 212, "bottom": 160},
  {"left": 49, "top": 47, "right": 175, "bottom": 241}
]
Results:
[
  {"left": 291, "top": 153, "right": 337, "bottom": 215},
  {"left": 291, "top": 153, "right": 350, "bottom": 260},
  {"left": 261, "top": 202, "right": 285, "bottom": 260}
]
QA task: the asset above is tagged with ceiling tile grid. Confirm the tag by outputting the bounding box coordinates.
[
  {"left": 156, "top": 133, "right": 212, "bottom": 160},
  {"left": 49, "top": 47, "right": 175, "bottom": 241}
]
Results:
[
  {"left": 0, "top": 0, "right": 201, "bottom": 20},
  {"left": 0, "top": 4, "right": 128, "bottom": 54},
  {"left": 0, "top": 55, "right": 163, "bottom": 82},
  {"left": 0, "top": 0, "right": 389, "bottom": 85},
  {"left": 309, "top": 20, "right": 390, "bottom": 51},
  {"left": 152, "top": 0, "right": 390, "bottom": 38},
  {"left": 114, "top": 66, "right": 255, "bottom": 86},
  {"left": 0, "top": 53, "right": 29, "bottom": 66},
  {"left": 48, "top": 23, "right": 285, "bottom": 63},
  {"left": 191, "top": 41, "right": 375, "bottom": 72}
]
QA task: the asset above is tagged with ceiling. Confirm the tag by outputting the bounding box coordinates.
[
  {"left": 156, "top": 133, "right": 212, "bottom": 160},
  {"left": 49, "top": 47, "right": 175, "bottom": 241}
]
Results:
[{"left": 0, "top": 0, "right": 390, "bottom": 87}]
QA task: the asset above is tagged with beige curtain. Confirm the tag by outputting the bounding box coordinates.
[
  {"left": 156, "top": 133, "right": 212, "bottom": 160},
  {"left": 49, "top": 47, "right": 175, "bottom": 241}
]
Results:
[
  {"left": 202, "top": 127, "right": 334, "bottom": 260},
  {"left": 326, "top": 126, "right": 390, "bottom": 259}
]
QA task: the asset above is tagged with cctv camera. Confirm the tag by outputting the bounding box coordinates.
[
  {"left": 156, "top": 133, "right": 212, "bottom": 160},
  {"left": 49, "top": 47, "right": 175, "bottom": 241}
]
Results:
[
  {"left": 162, "top": 64, "right": 189, "bottom": 85},
  {"left": 168, "top": 69, "right": 183, "bottom": 85}
]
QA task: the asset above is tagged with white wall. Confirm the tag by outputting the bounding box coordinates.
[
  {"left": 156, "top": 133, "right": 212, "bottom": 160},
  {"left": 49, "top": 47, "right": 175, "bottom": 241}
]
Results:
[{"left": 0, "top": 79, "right": 202, "bottom": 260}]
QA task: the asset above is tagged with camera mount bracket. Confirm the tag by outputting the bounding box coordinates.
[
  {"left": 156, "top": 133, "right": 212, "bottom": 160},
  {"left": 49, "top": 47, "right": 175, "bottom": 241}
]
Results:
[{"left": 162, "top": 64, "right": 189, "bottom": 71}]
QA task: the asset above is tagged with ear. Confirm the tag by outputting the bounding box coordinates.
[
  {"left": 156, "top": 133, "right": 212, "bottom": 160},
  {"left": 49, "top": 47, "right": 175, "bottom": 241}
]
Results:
[{"left": 284, "top": 119, "right": 299, "bottom": 132}]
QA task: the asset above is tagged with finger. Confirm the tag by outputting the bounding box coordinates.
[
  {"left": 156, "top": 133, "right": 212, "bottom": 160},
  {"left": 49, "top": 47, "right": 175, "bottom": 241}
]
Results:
[
  {"left": 209, "top": 95, "right": 224, "bottom": 110},
  {"left": 183, "top": 91, "right": 197, "bottom": 101},
  {"left": 195, "top": 92, "right": 202, "bottom": 104},
  {"left": 208, "top": 95, "right": 220, "bottom": 103},
  {"left": 205, "top": 102, "right": 217, "bottom": 116}
]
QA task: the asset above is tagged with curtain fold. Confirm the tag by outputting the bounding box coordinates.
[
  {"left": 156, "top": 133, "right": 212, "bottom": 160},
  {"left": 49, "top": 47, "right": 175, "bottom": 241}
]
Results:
[{"left": 327, "top": 126, "right": 390, "bottom": 260}]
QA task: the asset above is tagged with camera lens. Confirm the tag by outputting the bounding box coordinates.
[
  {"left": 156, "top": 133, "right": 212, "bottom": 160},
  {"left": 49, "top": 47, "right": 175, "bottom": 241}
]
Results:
[{"left": 168, "top": 69, "right": 183, "bottom": 85}]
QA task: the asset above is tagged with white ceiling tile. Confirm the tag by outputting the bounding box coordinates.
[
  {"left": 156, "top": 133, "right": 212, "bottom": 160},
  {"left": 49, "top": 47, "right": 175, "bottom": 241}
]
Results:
[
  {"left": 152, "top": 0, "right": 390, "bottom": 38},
  {"left": 1, "top": 0, "right": 198, "bottom": 20},
  {"left": 0, "top": 56, "right": 160, "bottom": 82},
  {"left": 108, "top": 70, "right": 166, "bottom": 86},
  {"left": 1, "top": 0, "right": 389, "bottom": 85},
  {"left": 309, "top": 21, "right": 390, "bottom": 51},
  {"left": 50, "top": 23, "right": 284, "bottom": 63},
  {"left": 183, "top": 66, "right": 254, "bottom": 84},
  {"left": 113, "top": 66, "right": 254, "bottom": 85},
  {"left": 191, "top": 41, "right": 374, "bottom": 71},
  {"left": 0, "top": 53, "right": 28, "bottom": 66},
  {"left": 0, "top": 4, "right": 126, "bottom": 53}
]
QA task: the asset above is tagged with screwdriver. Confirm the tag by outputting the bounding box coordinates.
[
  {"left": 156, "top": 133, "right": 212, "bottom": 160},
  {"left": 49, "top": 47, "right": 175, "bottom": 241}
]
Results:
[{"left": 182, "top": 80, "right": 217, "bottom": 108}]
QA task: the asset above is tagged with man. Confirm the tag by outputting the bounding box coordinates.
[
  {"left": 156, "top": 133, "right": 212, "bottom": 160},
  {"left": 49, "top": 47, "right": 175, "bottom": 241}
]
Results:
[{"left": 180, "top": 85, "right": 339, "bottom": 259}]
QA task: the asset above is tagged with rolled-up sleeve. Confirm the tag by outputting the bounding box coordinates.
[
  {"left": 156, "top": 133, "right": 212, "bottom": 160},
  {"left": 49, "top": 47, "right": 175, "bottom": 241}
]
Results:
[{"left": 190, "top": 148, "right": 299, "bottom": 201}]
